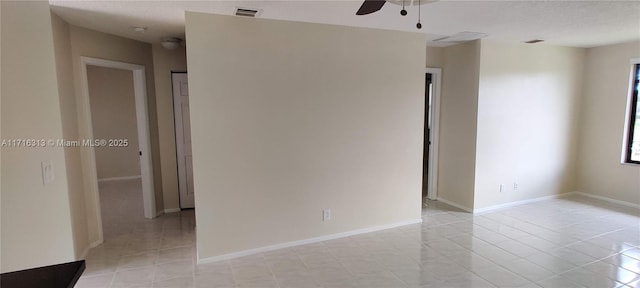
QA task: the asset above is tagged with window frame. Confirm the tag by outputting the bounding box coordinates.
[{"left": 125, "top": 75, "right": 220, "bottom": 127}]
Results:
[{"left": 623, "top": 61, "right": 640, "bottom": 165}]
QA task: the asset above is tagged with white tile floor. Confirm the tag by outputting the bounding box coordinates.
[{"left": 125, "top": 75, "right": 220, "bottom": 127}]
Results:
[
  {"left": 77, "top": 187, "right": 640, "bottom": 288},
  {"left": 97, "top": 179, "right": 146, "bottom": 241}
]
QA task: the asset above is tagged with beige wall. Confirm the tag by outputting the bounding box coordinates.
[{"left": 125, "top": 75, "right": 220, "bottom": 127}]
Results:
[
  {"left": 0, "top": 1, "right": 3, "bottom": 271},
  {"left": 426, "top": 46, "right": 445, "bottom": 68},
  {"left": 51, "top": 12, "right": 89, "bottom": 259},
  {"left": 152, "top": 45, "right": 188, "bottom": 211},
  {"left": 474, "top": 40, "right": 585, "bottom": 210},
  {"left": 186, "top": 12, "right": 425, "bottom": 259},
  {"left": 67, "top": 24, "right": 164, "bottom": 242},
  {"left": 1, "top": 1, "right": 75, "bottom": 272},
  {"left": 577, "top": 41, "right": 640, "bottom": 205},
  {"left": 87, "top": 66, "right": 141, "bottom": 179},
  {"left": 437, "top": 40, "right": 481, "bottom": 211}
]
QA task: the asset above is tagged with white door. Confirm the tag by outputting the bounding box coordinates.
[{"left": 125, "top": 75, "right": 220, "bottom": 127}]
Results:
[{"left": 172, "top": 73, "right": 195, "bottom": 208}]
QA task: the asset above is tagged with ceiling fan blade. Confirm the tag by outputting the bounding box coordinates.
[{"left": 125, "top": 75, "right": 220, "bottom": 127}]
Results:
[{"left": 356, "top": 0, "right": 386, "bottom": 15}]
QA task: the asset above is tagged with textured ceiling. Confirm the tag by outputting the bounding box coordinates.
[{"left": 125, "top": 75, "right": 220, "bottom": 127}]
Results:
[{"left": 49, "top": 0, "right": 640, "bottom": 48}]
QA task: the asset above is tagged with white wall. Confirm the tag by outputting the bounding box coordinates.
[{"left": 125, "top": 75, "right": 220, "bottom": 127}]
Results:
[
  {"left": 577, "top": 41, "right": 640, "bottom": 205},
  {"left": 87, "top": 66, "right": 141, "bottom": 180},
  {"left": 474, "top": 40, "right": 585, "bottom": 210},
  {"left": 426, "top": 46, "right": 445, "bottom": 68},
  {"left": 437, "top": 40, "right": 481, "bottom": 211},
  {"left": 151, "top": 45, "right": 188, "bottom": 211},
  {"left": 186, "top": 12, "right": 425, "bottom": 260},
  {"left": 51, "top": 11, "right": 89, "bottom": 259},
  {"left": 1, "top": 1, "right": 75, "bottom": 272}
]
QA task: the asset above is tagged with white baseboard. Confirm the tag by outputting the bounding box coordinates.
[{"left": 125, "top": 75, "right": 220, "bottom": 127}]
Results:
[
  {"left": 473, "top": 193, "right": 572, "bottom": 214},
  {"left": 436, "top": 197, "right": 473, "bottom": 212},
  {"left": 79, "top": 239, "right": 102, "bottom": 260},
  {"left": 97, "top": 175, "right": 141, "bottom": 182},
  {"left": 155, "top": 208, "right": 181, "bottom": 218},
  {"left": 197, "top": 218, "right": 423, "bottom": 265},
  {"left": 570, "top": 191, "right": 640, "bottom": 210}
]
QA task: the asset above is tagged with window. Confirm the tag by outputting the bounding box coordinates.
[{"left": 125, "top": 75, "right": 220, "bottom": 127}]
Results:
[{"left": 625, "top": 63, "right": 640, "bottom": 164}]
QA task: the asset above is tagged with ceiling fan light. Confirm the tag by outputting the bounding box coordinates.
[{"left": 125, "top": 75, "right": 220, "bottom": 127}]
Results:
[{"left": 161, "top": 37, "right": 182, "bottom": 50}]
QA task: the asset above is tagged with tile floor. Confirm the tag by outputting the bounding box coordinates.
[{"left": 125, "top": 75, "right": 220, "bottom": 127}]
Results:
[
  {"left": 97, "top": 179, "right": 146, "bottom": 241},
  {"left": 77, "top": 187, "right": 640, "bottom": 288}
]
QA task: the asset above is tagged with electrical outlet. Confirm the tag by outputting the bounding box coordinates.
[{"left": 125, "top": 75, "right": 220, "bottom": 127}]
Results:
[
  {"left": 513, "top": 182, "right": 518, "bottom": 191},
  {"left": 499, "top": 184, "right": 505, "bottom": 193},
  {"left": 323, "top": 209, "right": 331, "bottom": 221}
]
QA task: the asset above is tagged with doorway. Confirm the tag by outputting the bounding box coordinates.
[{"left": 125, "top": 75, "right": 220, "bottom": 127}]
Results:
[
  {"left": 423, "top": 68, "right": 442, "bottom": 201},
  {"left": 172, "top": 72, "right": 195, "bottom": 209},
  {"left": 87, "top": 65, "right": 144, "bottom": 240},
  {"left": 79, "top": 57, "right": 156, "bottom": 244}
]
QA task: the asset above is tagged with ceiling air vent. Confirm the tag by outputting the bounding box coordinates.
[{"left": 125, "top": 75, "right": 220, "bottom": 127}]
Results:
[
  {"left": 235, "top": 8, "right": 261, "bottom": 17},
  {"left": 433, "top": 32, "right": 488, "bottom": 43},
  {"left": 525, "top": 39, "right": 545, "bottom": 44}
]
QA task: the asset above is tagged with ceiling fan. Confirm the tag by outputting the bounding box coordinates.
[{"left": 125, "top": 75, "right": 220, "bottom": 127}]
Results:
[
  {"left": 356, "top": 0, "right": 436, "bottom": 29},
  {"left": 356, "top": 0, "right": 388, "bottom": 16}
]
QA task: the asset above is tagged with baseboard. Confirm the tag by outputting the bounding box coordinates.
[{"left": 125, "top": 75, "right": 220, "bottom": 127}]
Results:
[
  {"left": 473, "top": 193, "right": 572, "bottom": 214},
  {"left": 197, "top": 218, "right": 423, "bottom": 264},
  {"left": 97, "top": 175, "right": 141, "bottom": 182},
  {"left": 79, "top": 239, "right": 102, "bottom": 260},
  {"left": 155, "top": 208, "right": 180, "bottom": 217},
  {"left": 571, "top": 191, "right": 640, "bottom": 210},
  {"left": 436, "top": 197, "right": 473, "bottom": 212}
]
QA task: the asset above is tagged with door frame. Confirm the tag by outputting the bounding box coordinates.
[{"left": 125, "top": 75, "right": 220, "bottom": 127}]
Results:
[
  {"left": 425, "top": 67, "right": 442, "bottom": 200},
  {"left": 171, "top": 72, "right": 192, "bottom": 208},
  {"left": 79, "top": 57, "right": 156, "bottom": 243}
]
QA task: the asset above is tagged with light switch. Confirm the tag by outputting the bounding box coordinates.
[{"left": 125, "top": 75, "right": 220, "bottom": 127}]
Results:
[
  {"left": 42, "top": 161, "right": 54, "bottom": 185},
  {"left": 323, "top": 209, "right": 331, "bottom": 221}
]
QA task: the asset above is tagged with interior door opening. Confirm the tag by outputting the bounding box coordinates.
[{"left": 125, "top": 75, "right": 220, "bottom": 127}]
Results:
[
  {"left": 87, "top": 65, "right": 144, "bottom": 240},
  {"left": 423, "top": 73, "right": 433, "bottom": 200},
  {"left": 423, "top": 68, "right": 441, "bottom": 204},
  {"left": 79, "top": 57, "right": 156, "bottom": 245}
]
